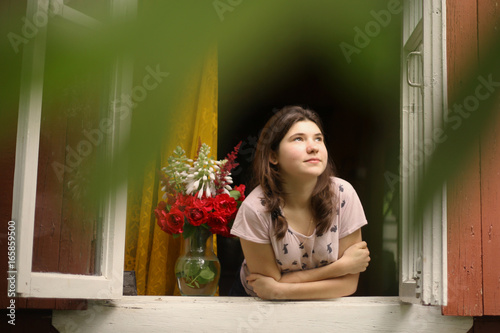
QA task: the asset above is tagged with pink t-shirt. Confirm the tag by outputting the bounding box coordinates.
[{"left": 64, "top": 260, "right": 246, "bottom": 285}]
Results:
[{"left": 230, "top": 177, "right": 368, "bottom": 296}]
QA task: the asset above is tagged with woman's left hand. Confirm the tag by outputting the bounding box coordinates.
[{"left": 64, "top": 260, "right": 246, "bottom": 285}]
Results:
[{"left": 247, "top": 273, "right": 283, "bottom": 300}]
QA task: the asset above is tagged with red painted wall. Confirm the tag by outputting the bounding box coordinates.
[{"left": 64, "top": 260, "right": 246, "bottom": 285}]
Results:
[
  {"left": 477, "top": 1, "right": 500, "bottom": 316},
  {"left": 445, "top": 0, "right": 500, "bottom": 317}
]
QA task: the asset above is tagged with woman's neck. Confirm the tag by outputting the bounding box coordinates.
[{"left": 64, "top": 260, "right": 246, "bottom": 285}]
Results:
[{"left": 281, "top": 177, "right": 317, "bottom": 209}]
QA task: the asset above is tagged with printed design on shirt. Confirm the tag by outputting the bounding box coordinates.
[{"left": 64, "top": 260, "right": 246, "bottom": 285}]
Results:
[{"left": 237, "top": 180, "right": 364, "bottom": 287}]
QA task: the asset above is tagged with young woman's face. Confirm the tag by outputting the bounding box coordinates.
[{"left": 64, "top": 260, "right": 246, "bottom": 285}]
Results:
[{"left": 273, "top": 120, "right": 328, "bottom": 181}]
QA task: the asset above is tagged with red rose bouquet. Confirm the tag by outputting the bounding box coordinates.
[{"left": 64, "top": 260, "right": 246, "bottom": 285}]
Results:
[
  {"left": 154, "top": 142, "right": 245, "bottom": 240},
  {"left": 154, "top": 142, "right": 245, "bottom": 295}
]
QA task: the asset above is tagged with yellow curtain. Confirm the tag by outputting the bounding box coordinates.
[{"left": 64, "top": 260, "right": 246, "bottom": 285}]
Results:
[{"left": 124, "top": 48, "right": 218, "bottom": 295}]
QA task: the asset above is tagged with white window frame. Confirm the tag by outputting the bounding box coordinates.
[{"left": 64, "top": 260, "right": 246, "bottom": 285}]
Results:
[
  {"left": 12, "top": 0, "right": 135, "bottom": 299},
  {"left": 399, "top": 0, "right": 448, "bottom": 305},
  {"left": 12, "top": 0, "right": 450, "bottom": 307},
  {"left": 31, "top": 2, "right": 471, "bottom": 330}
]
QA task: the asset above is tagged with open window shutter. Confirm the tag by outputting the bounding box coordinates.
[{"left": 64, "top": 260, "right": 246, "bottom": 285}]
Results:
[
  {"left": 13, "top": 0, "right": 134, "bottom": 300},
  {"left": 400, "top": 0, "right": 447, "bottom": 305}
]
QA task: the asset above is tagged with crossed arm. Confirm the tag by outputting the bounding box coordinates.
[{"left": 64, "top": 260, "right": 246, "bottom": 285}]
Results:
[{"left": 241, "top": 228, "right": 370, "bottom": 300}]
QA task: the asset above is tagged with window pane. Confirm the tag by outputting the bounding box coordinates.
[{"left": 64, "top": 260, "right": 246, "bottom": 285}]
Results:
[{"left": 32, "top": 20, "right": 108, "bottom": 276}]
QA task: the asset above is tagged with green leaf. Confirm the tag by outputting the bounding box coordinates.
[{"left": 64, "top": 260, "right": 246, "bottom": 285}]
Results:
[
  {"left": 182, "top": 218, "right": 195, "bottom": 239},
  {"left": 184, "top": 261, "right": 200, "bottom": 277},
  {"left": 197, "top": 276, "right": 209, "bottom": 284},
  {"left": 229, "top": 190, "right": 241, "bottom": 201},
  {"left": 200, "top": 267, "right": 215, "bottom": 280}
]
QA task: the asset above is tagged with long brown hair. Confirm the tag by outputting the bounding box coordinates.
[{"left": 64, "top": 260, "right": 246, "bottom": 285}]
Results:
[{"left": 252, "top": 106, "right": 337, "bottom": 240}]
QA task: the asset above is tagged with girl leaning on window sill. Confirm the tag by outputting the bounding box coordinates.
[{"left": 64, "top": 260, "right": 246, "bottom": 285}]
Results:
[{"left": 229, "top": 105, "right": 370, "bottom": 300}]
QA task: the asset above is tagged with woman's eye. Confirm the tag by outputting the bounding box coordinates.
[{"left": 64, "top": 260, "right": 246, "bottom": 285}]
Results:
[
  {"left": 293, "top": 137, "right": 303, "bottom": 141},
  {"left": 315, "top": 137, "right": 323, "bottom": 142}
]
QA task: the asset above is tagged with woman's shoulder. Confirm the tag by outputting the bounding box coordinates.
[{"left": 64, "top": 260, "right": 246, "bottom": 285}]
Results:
[
  {"left": 330, "top": 176, "right": 356, "bottom": 194},
  {"left": 239, "top": 185, "right": 268, "bottom": 211}
]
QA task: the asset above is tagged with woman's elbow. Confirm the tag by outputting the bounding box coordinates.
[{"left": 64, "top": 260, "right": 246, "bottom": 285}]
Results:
[
  {"left": 343, "top": 274, "right": 360, "bottom": 296},
  {"left": 344, "top": 284, "right": 358, "bottom": 296},
  {"left": 248, "top": 267, "right": 281, "bottom": 282}
]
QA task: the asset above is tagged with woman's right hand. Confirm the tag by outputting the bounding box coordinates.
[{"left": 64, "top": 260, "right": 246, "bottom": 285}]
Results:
[{"left": 339, "top": 241, "right": 370, "bottom": 275}]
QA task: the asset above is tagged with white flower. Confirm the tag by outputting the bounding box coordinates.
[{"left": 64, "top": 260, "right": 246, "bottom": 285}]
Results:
[{"left": 162, "top": 142, "right": 239, "bottom": 199}]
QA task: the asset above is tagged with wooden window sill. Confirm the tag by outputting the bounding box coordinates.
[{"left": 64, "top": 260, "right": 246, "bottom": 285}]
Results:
[{"left": 52, "top": 296, "right": 472, "bottom": 332}]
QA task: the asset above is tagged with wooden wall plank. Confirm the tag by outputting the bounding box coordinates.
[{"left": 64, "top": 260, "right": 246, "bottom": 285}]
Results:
[
  {"left": 444, "top": 0, "right": 484, "bottom": 316},
  {"left": 478, "top": 0, "right": 500, "bottom": 316},
  {"left": 477, "top": 0, "right": 500, "bottom": 60},
  {"left": 445, "top": 0, "right": 479, "bottom": 97},
  {"left": 445, "top": 153, "right": 483, "bottom": 316},
  {"left": 480, "top": 110, "right": 500, "bottom": 316}
]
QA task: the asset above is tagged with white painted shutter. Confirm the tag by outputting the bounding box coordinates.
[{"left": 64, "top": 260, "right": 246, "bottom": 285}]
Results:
[
  {"left": 399, "top": 0, "right": 448, "bottom": 305},
  {"left": 13, "top": 0, "right": 135, "bottom": 299}
]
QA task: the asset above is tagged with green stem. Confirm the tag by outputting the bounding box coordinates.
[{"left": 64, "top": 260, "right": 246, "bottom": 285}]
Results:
[
  {"left": 189, "top": 227, "right": 210, "bottom": 252},
  {"left": 184, "top": 227, "right": 212, "bottom": 288},
  {"left": 186, "top": 272, "right": 203, "bottom": 288}
]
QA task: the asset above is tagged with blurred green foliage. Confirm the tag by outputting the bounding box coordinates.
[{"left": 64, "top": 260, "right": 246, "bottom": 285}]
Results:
[{"left": 1, "top": 0, "right": 498, "bottom": 214}]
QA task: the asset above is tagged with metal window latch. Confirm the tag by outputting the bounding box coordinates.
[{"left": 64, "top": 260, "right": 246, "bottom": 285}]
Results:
[{"left": 406, "top": 51, "right": 423, "bottom": 88}]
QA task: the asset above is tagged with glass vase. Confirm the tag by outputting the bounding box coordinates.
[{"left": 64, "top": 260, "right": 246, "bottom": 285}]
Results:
[{"left": 175, "top": 227, "right": 220, "bottom": 296}]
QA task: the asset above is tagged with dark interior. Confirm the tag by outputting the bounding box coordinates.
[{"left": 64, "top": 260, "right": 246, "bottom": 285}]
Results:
[{"left": 217, "top": 30, "right": 401, "bottom": 296}]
